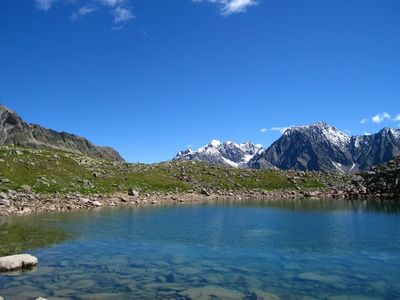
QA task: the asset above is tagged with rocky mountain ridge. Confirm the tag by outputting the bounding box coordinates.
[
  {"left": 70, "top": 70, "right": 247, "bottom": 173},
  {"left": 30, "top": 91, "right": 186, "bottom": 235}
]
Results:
[
  {"left": 251, "top": 122, "right": 400, "bottom": 172},
  {"left": 174, "top": 140, "right": 263, "bottom": 168},
  {"left": 0, "top": 105, "right": 124, "bottom": 161},
  {"left": 175, "top": 122, "right": 400, "bottom": 173}
]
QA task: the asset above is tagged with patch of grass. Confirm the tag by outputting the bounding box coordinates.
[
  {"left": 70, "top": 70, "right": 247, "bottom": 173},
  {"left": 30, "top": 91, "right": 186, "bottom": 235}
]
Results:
[{"left": 0, "top": 146, "right": 328, "bottom": 195}]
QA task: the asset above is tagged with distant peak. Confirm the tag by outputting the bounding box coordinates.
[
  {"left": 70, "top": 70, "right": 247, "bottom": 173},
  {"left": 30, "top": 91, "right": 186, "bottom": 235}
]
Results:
[
  {"left": 209, "top": 139, "right": 221, "bottom": 147},
  {"left": 313, "top": 121, "right": 328, "bottom": 126}
]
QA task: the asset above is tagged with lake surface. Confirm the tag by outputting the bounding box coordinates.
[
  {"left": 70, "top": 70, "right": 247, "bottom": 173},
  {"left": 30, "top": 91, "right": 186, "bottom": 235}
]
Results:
[{"left": 1, "top": 199, "right": 400, "bottom": 299}]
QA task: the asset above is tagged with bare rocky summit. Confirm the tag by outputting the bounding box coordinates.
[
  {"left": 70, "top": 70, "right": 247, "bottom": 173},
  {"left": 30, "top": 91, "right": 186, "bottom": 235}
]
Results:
[
  {"left": 0, "top": 105, "right": 124, "bottom": 161},
  {"left": 250, "top": 122, "right": 400, "bottom": 173}
]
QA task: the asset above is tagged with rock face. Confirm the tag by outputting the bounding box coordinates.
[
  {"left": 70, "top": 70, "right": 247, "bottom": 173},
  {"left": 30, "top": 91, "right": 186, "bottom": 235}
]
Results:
[
  {"left": 350, "top": 128, "right": 400, "bottom": 171},
  {"left": 174, "top": 140, "right": 263, "bottom": 168},
  {"left": 250, "top": 122, "right": 400, "bottom": 173},
  {"left": 0, "top": 254, "right": 38, "bottom": 272},
  {"left": 0, "top": 105, "right": 124, "bottom": 161}
]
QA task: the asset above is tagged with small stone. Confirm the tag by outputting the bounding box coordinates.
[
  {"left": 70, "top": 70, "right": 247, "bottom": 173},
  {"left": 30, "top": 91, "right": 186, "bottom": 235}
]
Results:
[
  {"left": 91, "top": 200, "right": 102, "bottom": 207},
  {"left": 1, "top": 178, "right": 10, "bottom": 183},
  {"left": 36, "top": 298, "right": 48, "bottom": 300}
]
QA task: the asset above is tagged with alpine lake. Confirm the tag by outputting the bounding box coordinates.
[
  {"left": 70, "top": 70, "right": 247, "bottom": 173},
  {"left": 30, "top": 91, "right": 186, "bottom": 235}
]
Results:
[{"left": 1, "top": 199, "right": 400, "bottom": 300}]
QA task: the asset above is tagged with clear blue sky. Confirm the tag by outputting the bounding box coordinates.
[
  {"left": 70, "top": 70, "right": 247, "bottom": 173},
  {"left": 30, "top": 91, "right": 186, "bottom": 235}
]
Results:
[{"left": 1, "top": 0, "right": 399, "bottom": 162}]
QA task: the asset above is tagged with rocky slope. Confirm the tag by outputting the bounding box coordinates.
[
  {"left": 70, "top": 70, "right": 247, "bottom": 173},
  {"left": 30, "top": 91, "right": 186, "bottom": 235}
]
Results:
[
  {"left": 0, "top": 105, "right": 124, "bottom": 161},
  {"left": 174, "top": 140, "right": 263, "bottom": 168},
  {"left": 1, "top": 145, "right": 377, "bottom": 217},
  {"left": 250, "top": 122, "right": 400, "bottom": 173},
  {"left": 361, "top": 156, "right": 400, "bottom": 199}
]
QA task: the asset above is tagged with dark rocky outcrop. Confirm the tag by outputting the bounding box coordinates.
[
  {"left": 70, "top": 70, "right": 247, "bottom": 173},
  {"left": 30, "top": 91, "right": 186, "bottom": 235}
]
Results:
[
  {"left": 250, "top": 122, "right": 353, "bottom": 172},
  {"left": 0, "top": 105, "right": 124, "bottom": 161},
  {"left": 361, "top": 156, "right": 400, "bottom": 199}
]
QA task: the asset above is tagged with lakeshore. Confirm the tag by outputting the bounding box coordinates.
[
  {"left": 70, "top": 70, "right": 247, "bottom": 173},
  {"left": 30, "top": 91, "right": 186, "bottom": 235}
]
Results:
[{"left": 0, "top": 187, "right": 387, "bottom": 217}]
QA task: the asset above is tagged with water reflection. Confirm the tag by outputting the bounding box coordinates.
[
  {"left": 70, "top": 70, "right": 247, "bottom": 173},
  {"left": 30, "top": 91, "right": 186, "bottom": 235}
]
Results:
[
  {"left": 209, "top": 198, "right": 400, "bottom": 213},
  {"left": 0, "top": 217, "right": 72, "bottom": 256}
]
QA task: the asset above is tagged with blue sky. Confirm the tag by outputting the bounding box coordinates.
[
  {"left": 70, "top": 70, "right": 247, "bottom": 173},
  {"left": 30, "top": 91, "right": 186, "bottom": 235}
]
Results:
[{"left": 0, "top": 0, "right": 399, "bottom": 162}]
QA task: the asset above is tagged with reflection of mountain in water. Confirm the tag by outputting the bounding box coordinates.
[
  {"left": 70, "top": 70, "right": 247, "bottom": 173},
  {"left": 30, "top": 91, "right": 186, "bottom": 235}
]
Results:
[{"left": 209, "top": 198, "right": 400, "bottom": 213}]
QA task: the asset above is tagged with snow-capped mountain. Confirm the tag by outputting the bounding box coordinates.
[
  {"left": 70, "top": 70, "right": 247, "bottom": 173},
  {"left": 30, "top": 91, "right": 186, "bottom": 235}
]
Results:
[
  {"left": 173, "top": 123, "right": 400, "bottom": 173},
  {"left": 174, "top": 140, "right": 263, "bottom": 168},
  {"left": 249, "top": 122, "right": 400, "bottom": 173}
]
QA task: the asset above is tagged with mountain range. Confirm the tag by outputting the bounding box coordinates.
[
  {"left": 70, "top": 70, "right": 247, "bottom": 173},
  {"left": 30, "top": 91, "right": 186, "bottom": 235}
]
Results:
[
  {"left": 175, "top": 122, "right": 400, "bottom": 173},
  {"left": 0, "top": 105, "right": 124, "bottom": 161},
  {"left": 2, "top": 105, "right": 400, "bottom": 172},
  {"left": 174, "top": 140, "right": 263, "bottom": 168}
]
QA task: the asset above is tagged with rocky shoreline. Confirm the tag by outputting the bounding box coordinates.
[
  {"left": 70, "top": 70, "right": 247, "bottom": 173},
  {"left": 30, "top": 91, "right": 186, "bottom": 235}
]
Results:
[{"left": 0, "top": 185, "right": 389, "bottom": 217}]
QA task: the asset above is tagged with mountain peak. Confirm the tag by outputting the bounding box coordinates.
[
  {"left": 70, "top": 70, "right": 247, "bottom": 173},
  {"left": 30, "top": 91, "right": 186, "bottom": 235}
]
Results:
[
  {"left": 174, "top": 140, "right": 263, "bottom": 168},
  {"left": 250, "top": 124, "right": 400, "bottom": 172},
  {"left": 209, "top": 139, "right": 222, "bottom": 147},
  {"left": 0, "top": 105, "right": 124, "bottom": 161}
]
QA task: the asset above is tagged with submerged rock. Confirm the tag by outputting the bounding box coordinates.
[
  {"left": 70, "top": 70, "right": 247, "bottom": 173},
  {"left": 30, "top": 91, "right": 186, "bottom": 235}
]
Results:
[
  {"left": 297, "top": 272, "right": 342, "bottom": 284},
  {"left": 0, "top": 254, "right": 38, "bottom": 272},
  {"left": 179, "top": 285, "right": 245, "bottom": 299},
  {"left": 250, "top": 289, "right": 280, "bottom": 300}
]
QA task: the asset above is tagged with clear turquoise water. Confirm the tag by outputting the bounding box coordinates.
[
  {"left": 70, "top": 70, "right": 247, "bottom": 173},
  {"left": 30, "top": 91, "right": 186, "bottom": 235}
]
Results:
[{"left": 1, "top": 199, "right": 400, "bottom": 299}]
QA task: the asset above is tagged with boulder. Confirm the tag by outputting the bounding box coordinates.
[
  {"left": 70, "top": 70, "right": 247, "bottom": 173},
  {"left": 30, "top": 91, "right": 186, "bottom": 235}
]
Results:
[
  {"left": 128, "top": 188, "right": 139, "bottom": 197},
  {"left": 79, "top": 198, "right": 91, "bottom": 204},
  {"left": 0, "top": 254, "right": 38, "bottom": 272},
  {"left": 200, "top": 188, "right": 211, "bottom": 196},
  {"left": 0, "top": 199, "right": 10, "bottom": 206},
  {"left": 91, "top": 201, "right": 102, "bottom": 207}
]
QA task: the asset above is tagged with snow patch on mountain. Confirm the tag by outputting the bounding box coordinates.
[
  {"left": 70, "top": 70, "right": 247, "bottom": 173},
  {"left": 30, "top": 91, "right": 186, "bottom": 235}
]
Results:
[{"left": 174, "top": 140, "right": 263, "bottom": 168}]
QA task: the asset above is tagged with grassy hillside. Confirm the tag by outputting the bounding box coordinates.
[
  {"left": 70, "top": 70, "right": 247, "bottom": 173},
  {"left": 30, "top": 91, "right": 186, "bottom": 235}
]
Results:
[{"left": 0, "top": 146, "right": 328, "bottom": 195}]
